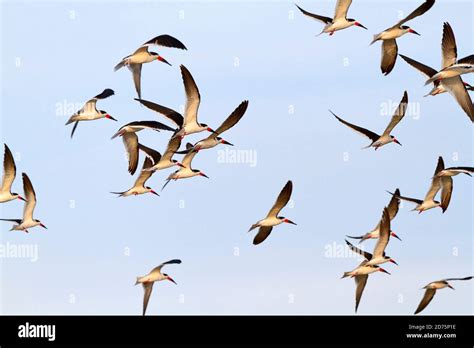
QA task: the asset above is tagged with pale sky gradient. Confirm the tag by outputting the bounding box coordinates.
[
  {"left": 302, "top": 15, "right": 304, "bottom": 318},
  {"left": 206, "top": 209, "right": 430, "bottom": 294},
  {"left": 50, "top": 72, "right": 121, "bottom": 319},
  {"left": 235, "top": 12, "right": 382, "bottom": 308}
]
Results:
[{"left": 0, "top": 0, "right": 472, "bottom": 315}]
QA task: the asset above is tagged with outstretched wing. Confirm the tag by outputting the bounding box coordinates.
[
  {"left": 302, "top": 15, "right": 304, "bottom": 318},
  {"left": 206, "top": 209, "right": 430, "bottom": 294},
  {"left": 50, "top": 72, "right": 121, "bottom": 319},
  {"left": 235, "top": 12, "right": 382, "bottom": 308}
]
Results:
[
  {"left": 394, "top": 0, "right": 435, "bottom": 28},
  {"left": 295, "top": 4, "right": 332, "bottom": 24},
  {"left": 266, "top": 180, "right": 293, "bottom": 218},
  {"left": 414, "top": 288, "right": 436, "bottom": 314},
  {"left": 142, "top": 35, "right": 187, "bottom": 50},
  {"left": 382, "top": 91, "right": 408, "bottom": 135}
]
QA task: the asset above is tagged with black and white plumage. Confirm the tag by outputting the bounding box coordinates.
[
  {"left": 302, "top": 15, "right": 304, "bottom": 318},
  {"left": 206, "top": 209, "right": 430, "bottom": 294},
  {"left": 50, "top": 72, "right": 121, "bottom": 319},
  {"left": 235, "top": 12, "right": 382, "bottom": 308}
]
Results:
[
  {"left": 114, "top": 35, "right": 187, "bottom": 99},
  {"left": 65, "top": 89, "right": 116, "bottom": 138},
  {"left": 415, "top": 276, "right": 473, "bottom": 314},
  {"left": 135, "top": 259, "right": 182, "bottom": 316},
  {"left": 111, "top": 121, "right": 175, "bottom": 139},
  {"left": 370, "top": 0, "right": 435, "bottom": 75},
  {"left": 331, "top": 91, "right": 407, "bottom": 149}
]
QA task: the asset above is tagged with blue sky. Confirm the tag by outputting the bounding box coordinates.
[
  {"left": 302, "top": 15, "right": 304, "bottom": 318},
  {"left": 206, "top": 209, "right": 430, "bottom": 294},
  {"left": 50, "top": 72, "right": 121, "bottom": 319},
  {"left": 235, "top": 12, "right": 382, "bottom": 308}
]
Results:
[{"left": 0, "top": 0, "right": 472, "bottom": 315}]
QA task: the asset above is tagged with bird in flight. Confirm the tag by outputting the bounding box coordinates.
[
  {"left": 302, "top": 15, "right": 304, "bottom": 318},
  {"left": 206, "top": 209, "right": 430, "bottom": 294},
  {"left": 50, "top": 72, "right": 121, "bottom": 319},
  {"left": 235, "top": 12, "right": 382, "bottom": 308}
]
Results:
[
  {"left": 346, "top": 189, "right": 402, "bottom": 242},
  {"left": 139, "top": 136, "right": 185, "bottom": 173},
  {"left": 114, "top": 35, "right": 187, "bottom": 99},
  {"left": 331, "top": 91, "right": 408, "bottom": 150},
  {"left": 135, "top": 65, "right": 216, "bottom": 139},
  {"left": 295, "top": 0, "right": 367, "bottom": 36},
  {"left": 0, "top": 144, "right": 26, "bottom": 203},
  {"left": 65, "top": 89, "right": 116, "bottom": 138},
  {"left": 248, "top": 180, "right": 296, "bottom": 245},
  {"left": 135, "top": 259, "right": 181, "bottom": 316},
  {"left": 414, "top": 276, "right": 473, "bottom": 314},
  {"left": 370, "top": 0, "right": 435, "bottom": 75},
  {"left": 0, "top": 173, "right": 47, "bottom": 233},
  {"left": 388, "top": 156, "right": 452, "bottom": 213}
]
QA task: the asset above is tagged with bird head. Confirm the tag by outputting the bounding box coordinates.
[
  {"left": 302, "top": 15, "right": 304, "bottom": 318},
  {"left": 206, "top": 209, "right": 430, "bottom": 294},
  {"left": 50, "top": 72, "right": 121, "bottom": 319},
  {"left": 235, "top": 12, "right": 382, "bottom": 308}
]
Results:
[
  {"left": 146, "top": 187, "right": 159, "bottom": 196},
  {"left": 348, "top": 19, "right": 367, "bottom": 30},
  {"left": 280, "top": 217, "right": 297, "bottom": 225},
  {"left": 391, "top": 136, "right": 402, "bottom": 146},
  {"left": 402, "top": 26, "right": 420, "bottom": 36},
  {"left": 101, "top": 111, "right": 117, "bottom": 121},
  {"left": 163, "top": 273, "right": 177, "bottom": 285}
]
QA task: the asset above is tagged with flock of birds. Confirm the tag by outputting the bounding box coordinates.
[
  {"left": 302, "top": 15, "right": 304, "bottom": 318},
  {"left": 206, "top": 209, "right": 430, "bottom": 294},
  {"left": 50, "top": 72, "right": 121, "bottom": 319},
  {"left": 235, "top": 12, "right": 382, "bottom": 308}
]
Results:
[{"left": 0, "top": 0, "right": 473, "bottom": 315}]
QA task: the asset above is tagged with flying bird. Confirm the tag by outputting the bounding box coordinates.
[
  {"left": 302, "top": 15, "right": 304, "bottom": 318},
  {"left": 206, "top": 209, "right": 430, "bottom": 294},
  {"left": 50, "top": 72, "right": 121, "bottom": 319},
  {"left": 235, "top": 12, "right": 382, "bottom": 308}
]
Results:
[
  {"left": 341, "top": 260, "right": 390, "bottom": 313},
  {"left": 399, "top": 54, "right": 474, "bottom": 97},
  {"left": 139, "top": 137, "right": 185, "bottom": 172},
  {"left": 135, "top": 259, "right": 181, "bottom": 316},
  {"left": 415, "top": 276, "right": 473, "bottom": 314},
  {"left": 65, "top": 89, "right": 116, "bottom": 138},
  {"left": 111, "top": 154, "right": 159, "bottom": 198},
  {"left": 248, "top": 180, "right": 296, "bottom": 245},
  {"left": 111, "top": 121, "right": 175, "bottom": 139},
  {"left": 162, "top": 144, "right": 209, "bottom": 191},
  {"left": 331, "top": 91, "right": 407, "bottom": 150},
  {"left": 345, "top": 208, "right": 398, "bottom": 267},
  {"left": 0, "top": 144, "right": 26, "bottom": 203},
  {"left": 0, "top": 173, "right": 47, "bottom": 233},
  {"left": 347, "top": 189, "right": 401, "bottom": 242},
  {"left": 114, "top": 35, "right": 187, "bottom": 98},
  {"left": 176, "top": 100, "right": 249, "bottom": 153},
  {"left": 295, "top": 1, "right": 367, "bottom": 36},
  {"left": 370, "top": 0, "right": 435, "bottom": 75},
  {"left": 388, "top": 156, "right": 452, "bottom": 213},
  {"left": 135, "top": 65, "right": 216, "bottom": 139}
]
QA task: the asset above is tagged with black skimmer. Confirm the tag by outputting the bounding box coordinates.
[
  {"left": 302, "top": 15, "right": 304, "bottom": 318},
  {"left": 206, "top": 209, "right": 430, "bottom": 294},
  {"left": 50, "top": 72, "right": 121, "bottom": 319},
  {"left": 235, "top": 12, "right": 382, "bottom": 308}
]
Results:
[
  {"left": 370, "top": 0, "right": 435, "bottom": 75},
  {"left": 345, "top": 208, "right": 398, "bottom": 267},
  {"left": 347, "top": 189, "right": 401, "bottom": 242},
  {"left": 331, "top": 91, "right": 407, "bottom": 150},
  {"left": 162, "top": 143, "right": 208, "bottom": 190},
  {"left": 341, "top": 260, "right": 390, "bottom": 313},
  {"left": 176, "top": 100, "right": 249, "bottom": 153},
  {"left": 111, "top": 154, "right": 159, "bottom": 198},
  {"left": 435, "top": 166, "right": 473, "bottom": 177},
  {"left": 295, "top": 1, "right": 367, "bottom": 36},
  {"left": 135, "top": 65, "right": 216, "bottom": 139},
  {"left": 65, "top": 89, "right": 116, "bottom": 138},
  {"left": 114, "top": 35, "right": 187, "bottom": 98},
  {"left": 135, "top": 259, "right": 181, "bottom": 316},
  {"left": 0, "top": 173, "right": 46, "bottom": 233},
  {"left": 388, "top": 156, "right": 452, "bottom": 213},
  {"left": 0, "top": 144, "right": 26, "bottom": 203},
  {"left": 111, "top": 121, "right": 175, "bottom": 139},
  {"left": 248, "top": 180, "right": 296, "bottom": 245},
  {"left": 399, "top": 54, "right": 474, "bottom": 97},
  {"left": 139, "top": 137, "right": 184, "bottom": 172},
  {"left": 406, "top": 23, "right": 474, "bottom": 122},
  {"left": 414, "top": 276, "right": 473, "bottom": 314}
]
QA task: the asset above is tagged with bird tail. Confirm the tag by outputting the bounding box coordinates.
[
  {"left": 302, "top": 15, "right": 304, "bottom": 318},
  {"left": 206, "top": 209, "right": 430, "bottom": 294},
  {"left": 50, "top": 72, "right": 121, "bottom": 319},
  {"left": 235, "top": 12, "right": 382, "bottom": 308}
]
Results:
[
  {"left": 110, "top": 191, "right": 126, "bottom": 197},
  {"left": 135, "top": 277, "right": 141, "bottom": 285},
  {"left": 65, "top": 115, "right": 77, "bottom": 125},
  {"left": 248, "top": 224, "right": 259, "bottom": 232},
  {"left": 114, "top": 59, "right": 127, "bottom": 72},
  {"left": 369, "top": 35, "right": 379, "bottom": 45},
  {"left": 425, "top": 76, "right": 437, "bottom": 86},
  {"left": 341, "top": 272, "right": 351, "bottom": 279},
  {"left": 110, "top": 130, "right": 123, "bottom": 139}
]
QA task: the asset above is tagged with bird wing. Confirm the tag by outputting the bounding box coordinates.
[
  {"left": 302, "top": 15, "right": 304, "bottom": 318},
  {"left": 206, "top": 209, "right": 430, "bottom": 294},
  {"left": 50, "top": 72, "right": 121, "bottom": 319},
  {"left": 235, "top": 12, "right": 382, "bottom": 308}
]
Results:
[
  {"left": 142, "top": 282, "right": 154, "bottom": 316},
  {"left": 373, "top": 208, "right": 390, "bottom": 258},
  {"left": 399, "top": 54, "right": 437, "bottom": 78},
  {"left": 334, "top": 0, "right": 352, "bottom": 20},
  {"left": 134, "top": 157, "right": 153, "bottom": 188},
  {"left": 414, "top": 288, "right": 436, "bottom": 314},
  {"left": 441, "top": 22, "right": 458, "bottom": 68},
  {"left": 388, "top": 190, "right": 423, "bottom": 205},
  {"left": 457, "top": 54, "right": 474, "bottom": 65},
  {"left": 381, "top": 39, "right": 398, "bottom": 76},
  {"left": 442, "top": 77, "right": 474, "bottom": 122},
  {"left": 182, "top": 147, "right": 198, "bottom": 168},
  {"left": 387, "top": 188, "right": 401, "bottom": 220},
  {"left": 295, "top": 4, "right": 332, "bottom": 24},
  {"left": 150, "top": 259, "right": 182, "bottom": 274},
  {"left": 330, "top": 111, "right": 380, "bottom": 142},
  {"left": 135, "top": 98, "right": 184, "bottom": 127},
  {"left": 213, "top": 100, "right": 249, "bottom": 136},
  {"left": 267, "top": 180, "right": 293, "bottom": 218},
  {"left": 444, "top": 167, "right": 474, "bottom": 175},
  {"left": 253, "top": 226, "right": 273, "bottom": 245},
  {"left": 138, "top": 143, "right": 162, "bottom": 165},
  {"left": 382, "top": 90, "right": 408, "bottom": 135},
  {"left": 142, "top": 35, "right": 187, "bottom": 50},
  {"left": 440, "top": 176, "right": 453, "bottom": 213},
  {"left": 70, "top": 121, "right": 80, "bottom": 139},
  {"left": 128, "top": 64, "right": 143, "bottom": 99},
  {"left": 22, "top": 173, "right": 37, "bottom": 222},
  {"left": 125, "top": 121, "right": 175, "bottom": 132},
  {"left": 354, "top": 275, "right": 368, "bottom": 313},
  {"left": 83, "top": 89, "right": 114, "bottom": 114},
  {"left": 345, "top": 240, "right": 372, "bottom": 260},
  {"left": 443, "top": 276, "right": 473, "bottom": 281},
  {"left": 94, "top": 88, "right": 115, "bottom": 100},
  {"left": 424, "top": 157, "right": 444, "bottom": 202},
  {"left": 393, "top": 0, "right": 435, "bottom": 28},
  {"left": 1, "top": 144, "right": 16, "bottom": 194},
  {"left": 123, "top": 133, "right": 139, "bottom": 175},
  {"left": 162, "top": 136, "right": 182, "bottom": 162},
  {"left": 180, "top": 65, "right": 201, "bottom": 128}
]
